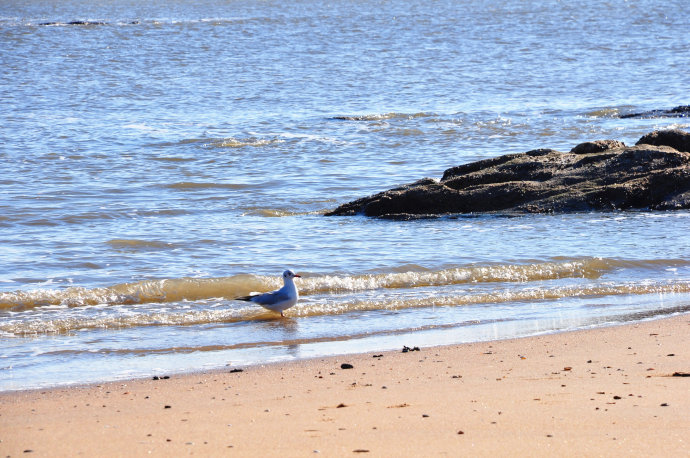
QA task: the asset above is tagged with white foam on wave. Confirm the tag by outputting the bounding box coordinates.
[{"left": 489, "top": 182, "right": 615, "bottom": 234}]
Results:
[{"left": 5, "top": 278, "right": 690, "bottom": 336}]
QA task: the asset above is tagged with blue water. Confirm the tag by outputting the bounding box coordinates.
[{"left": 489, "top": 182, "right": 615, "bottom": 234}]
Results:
[{"left": 1, "top": 0, "right": 689, "bottom": 391}]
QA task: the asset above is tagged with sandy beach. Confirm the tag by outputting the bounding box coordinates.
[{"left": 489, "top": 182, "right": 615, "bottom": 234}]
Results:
[{"left": 2, "top": 314, "right": 688, "bottom": 457}]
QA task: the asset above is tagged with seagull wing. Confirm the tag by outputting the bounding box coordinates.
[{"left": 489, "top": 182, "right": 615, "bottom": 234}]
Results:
[{"left": 238, "top": 289, "right": 290, "bottom": 306}]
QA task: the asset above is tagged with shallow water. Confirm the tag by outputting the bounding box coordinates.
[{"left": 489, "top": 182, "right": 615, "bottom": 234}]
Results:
[{"left": 1, "top": 0, "right": 689, "bottom": 391}]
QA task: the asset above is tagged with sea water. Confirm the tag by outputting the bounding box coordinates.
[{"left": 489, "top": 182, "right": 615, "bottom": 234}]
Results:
[{"left": 1, "top": 0, "right": 689, "bottom": 391}]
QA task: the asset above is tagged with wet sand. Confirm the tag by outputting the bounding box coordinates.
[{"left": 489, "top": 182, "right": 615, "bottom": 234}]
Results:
[{"left": 2, "top": 314, "right": 689, "bottom": 456}]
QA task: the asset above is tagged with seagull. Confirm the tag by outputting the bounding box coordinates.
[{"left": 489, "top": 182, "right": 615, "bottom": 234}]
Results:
[{"left": 236, "top": 270, "right": 301, "bottom": 316}]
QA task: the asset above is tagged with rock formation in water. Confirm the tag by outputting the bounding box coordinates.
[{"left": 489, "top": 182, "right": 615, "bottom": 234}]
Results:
[
  {"left": 38, "top": 21, "right": 140, "bottom": 26},
  {"left": 39, "top": 21, "right": 107, "bottom": 26},
  {"left": 325, "top": 129, "right": 690, "bottom": 218},
  {"left": 620, "top": 105, "right": 690, "bottom": 119}
]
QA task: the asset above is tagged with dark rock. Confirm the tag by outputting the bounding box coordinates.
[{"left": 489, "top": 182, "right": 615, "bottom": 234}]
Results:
[
  {"left": 39, "top": 21, "right": 107, "bottom": 26},
  {"left": 570, "top": 140, "right": 626, "bottom": 155},
  {"left": 340, "top": 363, "right": 354, "bottom": 369},
  {"left": 326, "top": 130, "right": 690, "bottom": 217},
  {"left": 620, "top": 105, "right": 690, "bottom": 119},
  {"left": 636, "top": 129, "right": 690, "bottom": 153},
  {"left": 229, "top": 368, "right": 244, "bottom": 373},
  {"left": 67, "top": 21, "right": 107, "bottom": 25},
  {"left": 672, "top": 372, "right": 690, "bottom": 377},
  {"left": 331, "top": 115, "right": 369, "bottom": 121}
]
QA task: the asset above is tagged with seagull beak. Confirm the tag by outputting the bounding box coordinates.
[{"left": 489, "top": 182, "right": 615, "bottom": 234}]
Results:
[{"left": 294, "top": 274, "right": 301, "bottom": 278}]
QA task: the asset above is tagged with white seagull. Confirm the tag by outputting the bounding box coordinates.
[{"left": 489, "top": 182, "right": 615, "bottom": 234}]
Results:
[{"left": 236, "top": 270, "right": 301, "bottom": 317}]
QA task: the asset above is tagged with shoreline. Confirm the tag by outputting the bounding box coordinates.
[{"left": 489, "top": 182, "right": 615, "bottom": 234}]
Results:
[
  {"left": 5, "top": 312, "right": 687, "bottom": 395},
  {"left": 2, "top": 314, "right": 688, "bottom": 456}
]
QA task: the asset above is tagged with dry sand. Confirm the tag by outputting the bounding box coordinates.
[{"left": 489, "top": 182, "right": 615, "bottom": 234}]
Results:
[{"left": 2, "top": 314, "right": 689, "bottom": 457}]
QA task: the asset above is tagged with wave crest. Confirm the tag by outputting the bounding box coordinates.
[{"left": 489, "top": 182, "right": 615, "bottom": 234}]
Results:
[{"left": 0, "top": 257, "right": 647, "bottom": 312}]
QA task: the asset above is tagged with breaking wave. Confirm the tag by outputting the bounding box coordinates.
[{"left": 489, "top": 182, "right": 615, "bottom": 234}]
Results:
[{"left": 2, "top": 257, "right": 688, "bottom": 312}]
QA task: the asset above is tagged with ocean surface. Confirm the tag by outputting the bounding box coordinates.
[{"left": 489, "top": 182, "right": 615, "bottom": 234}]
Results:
[{"left": 1, "top": 0, "right": 689, "bottom": 392}]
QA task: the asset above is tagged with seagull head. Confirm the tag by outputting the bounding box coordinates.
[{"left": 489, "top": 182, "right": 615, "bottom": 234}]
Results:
[{"left": 283, "top": 269, "right": 301, "bottom": 280}]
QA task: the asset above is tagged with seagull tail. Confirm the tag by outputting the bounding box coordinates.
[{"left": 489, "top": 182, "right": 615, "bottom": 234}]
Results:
[{"left": 235, "top": 295, "right": 255, "bottom": 302}]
